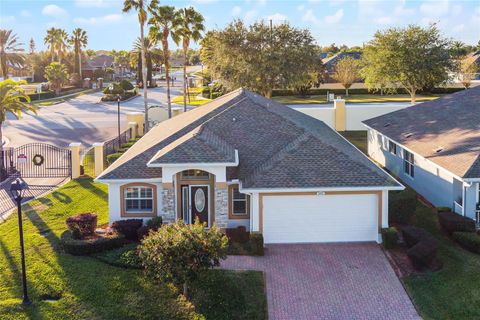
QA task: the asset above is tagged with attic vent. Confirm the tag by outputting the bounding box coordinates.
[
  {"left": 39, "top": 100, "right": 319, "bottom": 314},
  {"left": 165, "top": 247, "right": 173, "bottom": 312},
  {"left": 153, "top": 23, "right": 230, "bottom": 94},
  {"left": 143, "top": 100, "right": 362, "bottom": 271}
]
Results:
[
  {"left": 434, "top": 147, "right": 444, "bottom": 153},
  {"left": 383, "top": 123, "right": 391, "bottom": 127},
  {"left": 232, "top": 117, "right": 236, "bottom": 122},
  {"left": 404, "top": 133, "right": 413, "bottom": 138}
]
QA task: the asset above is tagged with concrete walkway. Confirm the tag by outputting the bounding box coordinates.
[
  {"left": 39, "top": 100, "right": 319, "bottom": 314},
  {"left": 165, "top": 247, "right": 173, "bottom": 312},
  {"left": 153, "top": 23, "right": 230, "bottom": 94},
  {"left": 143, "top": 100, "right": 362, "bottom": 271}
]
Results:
[{"left": 222, "top": 243, "right": 420, "bottom": 320}]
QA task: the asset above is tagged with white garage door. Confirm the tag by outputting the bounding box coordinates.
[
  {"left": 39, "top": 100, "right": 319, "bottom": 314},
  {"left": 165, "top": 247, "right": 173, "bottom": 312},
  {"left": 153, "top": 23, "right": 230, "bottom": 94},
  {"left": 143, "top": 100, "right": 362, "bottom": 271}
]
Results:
[{"left": 263, "top": 193, "right": 378, "bottom": 243}]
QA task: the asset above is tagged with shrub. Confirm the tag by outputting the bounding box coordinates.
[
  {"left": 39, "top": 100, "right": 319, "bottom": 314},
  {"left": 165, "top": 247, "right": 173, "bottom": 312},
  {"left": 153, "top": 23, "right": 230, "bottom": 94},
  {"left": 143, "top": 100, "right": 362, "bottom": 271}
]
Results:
[
  {"left": 95, "top": 243, "right": 142, "bottom": 269},
  {"left": 69, "top": 73, "right": 82, "bottom": 86},
  {"left": 453, "top": 232, "right": 480, "bottom": 254},
  {"left": 111, "top": 219, "right": 143, "bottom": 241},
  {"left": 106, "top": 153, "right": 122, "bottom": 165},
  {"left": 402, "top": 225, "right": 435, "bottom": 248},
  {"left": 249, "top": 233, "right": 264, "bottom": 256},
  {"left": 25, "top": 91, "right": 55, "bottom": 101},
  {"left": 103, "top": 82, "right": 124, "bottom": 95},
  {"left": 388, "top": 189, "right": 417, "bottom": 224},
  {"left": 438, "top": 211, "right": 476, "bottom": 235},
  {"left": 101, "top": 92, "right": 135, "bottom": 102},
  {"left": 119, "top": 79, "right": 134, "bottom": 91},
  {"left": 65, "top": 213, "right": 98, "bottom": 239},
  {"left": 138, "top": 219, "right": 228, "bottom": 298},
  {"left": 121, "top": 142, "right": 136, "bottom": 148},
  {"left": 225, "top": 226, "right": 249, "bottom": 244},
  {"left": 138, "top": 217, "right": 163, "bottom": 240},
  {"left": 61, "top": 230, "right": 125, "bottom": 255},
  {"left": 407, "top": 239, "right": 439, "bottom": 269},
  {"left": 382, "top": 227, "right": 399, "bottom": 249}
]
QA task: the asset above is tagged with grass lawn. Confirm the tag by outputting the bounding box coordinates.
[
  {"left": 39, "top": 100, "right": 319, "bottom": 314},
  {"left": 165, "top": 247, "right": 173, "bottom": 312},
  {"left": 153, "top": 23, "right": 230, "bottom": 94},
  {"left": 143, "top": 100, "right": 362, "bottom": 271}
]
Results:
[
  {"left": 172, "top": 88, "right": 211, "bottom": 106},
  {"left": 0, "top": 178, "right": 266, "bottom": 320},
  {"left": 342, "top": 132, "right": 480, "bottom": 320},
  {"left": 273, "top": 93, "right": 440, "bottom": 105}
]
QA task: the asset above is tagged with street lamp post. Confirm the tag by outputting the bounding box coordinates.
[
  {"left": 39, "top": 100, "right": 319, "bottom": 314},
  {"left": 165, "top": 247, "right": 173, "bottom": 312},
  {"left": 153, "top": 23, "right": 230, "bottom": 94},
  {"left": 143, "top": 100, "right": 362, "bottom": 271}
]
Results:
[
  {"left": 10, "top": 179, "right": 31, "bottom": 305},
  {"left": 117, "top": 95, "right": 121, "bottom": 150}
]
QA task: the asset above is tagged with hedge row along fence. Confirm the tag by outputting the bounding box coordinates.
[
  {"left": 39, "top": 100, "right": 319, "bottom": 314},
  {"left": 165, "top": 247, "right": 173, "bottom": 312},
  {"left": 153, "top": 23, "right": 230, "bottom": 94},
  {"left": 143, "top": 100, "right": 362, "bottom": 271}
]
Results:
[{"left": 271, "top": 87, "right": 465, "bottom": 97}]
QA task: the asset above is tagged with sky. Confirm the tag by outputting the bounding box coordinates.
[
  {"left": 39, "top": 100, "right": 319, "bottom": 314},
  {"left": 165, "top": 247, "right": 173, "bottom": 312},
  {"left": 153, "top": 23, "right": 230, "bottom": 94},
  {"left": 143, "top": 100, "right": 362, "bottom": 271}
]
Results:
[{"left": 1, "top": 0, "right": 479, "bottom": 51}]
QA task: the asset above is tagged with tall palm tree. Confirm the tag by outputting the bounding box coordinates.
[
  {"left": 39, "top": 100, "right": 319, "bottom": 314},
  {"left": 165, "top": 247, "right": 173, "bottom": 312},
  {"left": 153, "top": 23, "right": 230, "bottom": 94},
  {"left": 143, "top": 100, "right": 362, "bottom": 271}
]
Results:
[
  {"left": 123, "top": 0, "right": 150, "bottom": 133},
  {"left": 56, "top": 29, "right": 69, "bottom": 63},
  {"left": 0, "top": 30, "right": 25, "bottom": 80},
  {"left": 148, "top": 4, "right": 180, "bottom": 119},
  {"left": 0, "top": 80, "right": 37, "bottom": 150},
  {"left": 69, "top": 28, "right": 88, "bottom": 78},
  {"left": 44, "top": 27, "right": 58, "bottom": 62},
  {"left": 174, "top": 7, "right": 204, "bottom": 112},
  {"left": 133, "top": 37, "right": 161, "bottom": 86}
]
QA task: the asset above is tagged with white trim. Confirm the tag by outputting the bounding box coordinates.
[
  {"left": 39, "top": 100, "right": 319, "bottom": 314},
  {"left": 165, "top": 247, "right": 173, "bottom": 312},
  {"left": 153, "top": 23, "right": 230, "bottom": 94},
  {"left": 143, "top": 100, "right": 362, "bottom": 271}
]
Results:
[
  {"left": 147, "top": 150, "right": 239, "bottom": 168},
  {"left": 364, "top": 124, "right": 468, "bottom": 182},
  {"left": 239, "top": 185, "right": 404, "bottom": 193},
  {"left": 95, "top": 177, "right": 162, "bottom": 184}
]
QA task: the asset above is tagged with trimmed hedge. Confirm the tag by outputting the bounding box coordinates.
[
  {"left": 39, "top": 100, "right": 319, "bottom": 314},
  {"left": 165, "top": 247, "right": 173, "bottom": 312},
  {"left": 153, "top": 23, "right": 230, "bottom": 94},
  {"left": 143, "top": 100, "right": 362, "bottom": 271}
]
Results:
[
  {"left": 138, "top": 217, "right": 163, "bottom": 240},
  {"left": 101, "top": 92, "right": 135, "bottom": 102},
  {"left": 61, "top": 230, "right": 125, "bottom": 255},
  {"left": 119, "top": 79, "right": 135, "bottom": 91},
  {"left": 106, "top": 153, "right": 122, "bottom": 165},
  {"left": 402, "top": 226, "right": 439, "bottom": 269},
  {"left": 438, "top": 211, "right": 476, "bottom": 235},
  {"left": 226, "top": 232, "right": 264, "bottom": 256},
  {"left": 225, "top": 226, "right": 249, "bottom": 244},
  {"left": 382, "top": 227, "right": 399, "bottom": 249},
  {"left": 453, "top": 232, "right": 480, "bottom": 254},
  {"left": 65, "top": 213, "right": 97, "bottom": 239},
  {"left": 250, "top": 233, "right": 264, "bottom": 256},
  {"left": 389, "top": 190, "right": 417, "bottom": 225},
  {"left": 26, "top": 91, "right": 55, "bottom": 101},
  {"left": 111, "top": 219, "right": 143, "bottom": 241},
  {"left": 271, "top": 87, "right": 464, "bottom": 97}
]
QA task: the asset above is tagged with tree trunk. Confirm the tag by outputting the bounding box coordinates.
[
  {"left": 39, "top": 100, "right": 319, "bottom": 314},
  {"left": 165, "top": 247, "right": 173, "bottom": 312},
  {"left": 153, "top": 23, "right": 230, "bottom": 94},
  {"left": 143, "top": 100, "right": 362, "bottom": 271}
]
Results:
[
  {"left": 183, "top": 44, "right": 188, "bottom": 113},
  {"left": 410, "top": 89, "right": 416, "bottom": 104},
  {"left": 0, "top": 121, "right": 3, "bottom": 152},
  {"left": 79, "top": 49, "right": 83, "bottom": 79},
  {"left": 164, "top": 39, "right": 172, "bottom": 119},
  {"left": 140, "top": 23, "right": 149, "bottom": 133},
  {"left": 346, "top": 87, "right": 349, "bottom": 96},
  {"left": 183, "top": 282, "right": 188, "bottom": 299},
  {"left": 1, "top": 58, "right": 8, "bottom": 79}
]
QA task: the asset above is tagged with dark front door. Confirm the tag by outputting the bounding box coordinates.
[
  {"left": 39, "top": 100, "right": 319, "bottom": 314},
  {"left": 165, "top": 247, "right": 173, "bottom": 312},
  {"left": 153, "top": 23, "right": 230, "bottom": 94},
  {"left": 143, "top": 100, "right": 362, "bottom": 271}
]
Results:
[{"left": 190, "top": 185, "right": 209, "bottom": 226}]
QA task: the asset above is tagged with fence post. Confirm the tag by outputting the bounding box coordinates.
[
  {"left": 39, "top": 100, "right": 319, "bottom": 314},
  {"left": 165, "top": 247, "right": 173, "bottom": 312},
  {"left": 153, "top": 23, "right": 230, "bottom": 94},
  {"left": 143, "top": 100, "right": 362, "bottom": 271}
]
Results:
[
  {"left": 69, "top": 142, "right": 82, "bottom": 179},
  {"left": 334, "top": 99, "right": 346, "bottom": 132},
  {"left": 128, "top": 122, "right": 138, "bottom": 139},
  {"left": 126, "top": 112, "right": 145, "bottom": 136},
  {"left": 93, "top": 143, "right": 104, "bottom": 177}
]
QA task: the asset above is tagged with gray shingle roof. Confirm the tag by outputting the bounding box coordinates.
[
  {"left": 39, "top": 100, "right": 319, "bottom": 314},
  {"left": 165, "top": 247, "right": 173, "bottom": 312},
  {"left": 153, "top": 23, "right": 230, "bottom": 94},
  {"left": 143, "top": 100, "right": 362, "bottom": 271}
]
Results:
[
  {"left": 98, "top": 88, "right": 400, "bottom": 189},
  {"left": 363, "top": 87, "right": 480, "bottom": 179}
]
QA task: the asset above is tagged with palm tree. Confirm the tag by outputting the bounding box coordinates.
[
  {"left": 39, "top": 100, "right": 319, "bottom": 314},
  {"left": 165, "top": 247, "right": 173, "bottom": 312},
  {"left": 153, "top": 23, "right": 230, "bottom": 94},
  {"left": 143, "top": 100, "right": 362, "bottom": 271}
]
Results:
[
  {"left": 123, "top": 0, "right": 150, "bottom": 133},
  {"left": 44, "top": 27, "right": 58, "bottom": 62},
  {"left": 174, "top": 7, "right": 204, "bottom": 112},
  {"left": 0, "top": 80, "right": 37, "bottom": 150},
  {"left": 133, "top": 37, "right": 160, "bottom": 86},
  {"left": 56, "top": 29, "right": 69, "bottom": 63},
  {"left": 148, "top": 4, "right": 180, "bottom": 118},
  {"left": 69, "top": 28, "right": 88, "bottom": 78},
  {"left": 0, "top": 30, "right": 25, "bottom": 80}
]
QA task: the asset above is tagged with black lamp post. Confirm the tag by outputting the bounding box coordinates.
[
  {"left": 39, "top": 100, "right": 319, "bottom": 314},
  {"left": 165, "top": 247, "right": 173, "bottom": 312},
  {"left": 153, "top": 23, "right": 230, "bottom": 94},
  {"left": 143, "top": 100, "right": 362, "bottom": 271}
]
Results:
[
  {"left": 117, "top": 95, "right": 121, "bottom": 150},
  {"left": 9, "top": 179, "right": 31, "bottom": 305}
]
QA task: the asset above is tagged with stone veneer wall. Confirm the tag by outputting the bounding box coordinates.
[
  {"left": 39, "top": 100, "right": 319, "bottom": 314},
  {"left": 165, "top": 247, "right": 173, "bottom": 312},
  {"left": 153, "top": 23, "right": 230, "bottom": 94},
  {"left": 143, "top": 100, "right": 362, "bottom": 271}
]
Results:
[
  {"left": 161, "top": 186, "right": 176, "bottom": 223},
  {"left": 215, "top": 187, "right": 229, "bottom": 229}
]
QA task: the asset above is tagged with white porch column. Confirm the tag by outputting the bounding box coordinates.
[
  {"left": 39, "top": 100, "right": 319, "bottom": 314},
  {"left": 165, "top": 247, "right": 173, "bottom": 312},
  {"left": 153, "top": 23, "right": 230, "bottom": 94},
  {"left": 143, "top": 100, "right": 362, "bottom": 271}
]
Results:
[
  {"left": 69, "top": 142, "right": 82, "bottom": 179},
  {"left": 93, "top": 143, "right": 104, "bottom": 177}
]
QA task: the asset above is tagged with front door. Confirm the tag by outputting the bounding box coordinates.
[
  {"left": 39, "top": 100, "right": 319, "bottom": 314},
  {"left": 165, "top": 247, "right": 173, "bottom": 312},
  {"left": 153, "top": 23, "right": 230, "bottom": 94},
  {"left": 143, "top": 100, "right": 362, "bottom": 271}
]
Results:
[{"left": 190, "top": 185, "right": 209, "bottom": 226}]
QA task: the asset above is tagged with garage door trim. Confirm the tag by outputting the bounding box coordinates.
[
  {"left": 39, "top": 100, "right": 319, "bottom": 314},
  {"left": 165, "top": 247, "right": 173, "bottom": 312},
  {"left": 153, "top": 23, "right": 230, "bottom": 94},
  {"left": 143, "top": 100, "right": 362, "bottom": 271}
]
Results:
[{"left": 258, "top": 191, "right": 382, "bottom": 235}]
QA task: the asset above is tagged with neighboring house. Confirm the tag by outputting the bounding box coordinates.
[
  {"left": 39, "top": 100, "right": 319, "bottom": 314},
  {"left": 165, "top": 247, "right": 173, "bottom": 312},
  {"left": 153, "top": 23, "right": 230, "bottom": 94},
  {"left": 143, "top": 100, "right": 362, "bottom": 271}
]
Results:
[
  {"left": 463, "top": 51, "right": 480, "bottom": 80},
  {"left": 322, "top": 51, "right": 362, "bottom": 83},
  {"left": 82, "top": 54, "right": 115, "bottom": 79},
  {"left": 96, "top": 88, "right": 402, "bottom": 244},
  {"left": 364, "top": 87, "right": 480, "bottom": 223}
]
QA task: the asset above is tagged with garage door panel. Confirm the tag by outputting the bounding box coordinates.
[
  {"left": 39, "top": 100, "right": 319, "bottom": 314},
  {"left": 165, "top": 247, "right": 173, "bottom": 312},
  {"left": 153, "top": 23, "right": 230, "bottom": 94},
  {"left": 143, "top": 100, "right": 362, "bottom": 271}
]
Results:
[{"left": 263, "top": 194, "right": 378, "bottom": 243}]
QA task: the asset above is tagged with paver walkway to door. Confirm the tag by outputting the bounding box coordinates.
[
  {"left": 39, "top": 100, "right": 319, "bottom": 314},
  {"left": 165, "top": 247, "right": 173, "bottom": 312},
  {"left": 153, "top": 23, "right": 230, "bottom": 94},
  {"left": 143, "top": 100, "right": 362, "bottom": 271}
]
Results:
[{"left": 222, "top": 243, "right": 420, "bottom": 320}]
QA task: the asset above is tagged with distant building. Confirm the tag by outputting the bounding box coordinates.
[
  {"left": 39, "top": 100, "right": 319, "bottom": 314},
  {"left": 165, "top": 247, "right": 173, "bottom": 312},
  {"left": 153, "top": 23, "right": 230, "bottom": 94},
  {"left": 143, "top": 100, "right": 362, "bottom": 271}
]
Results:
[
  {"left": 82, "top": 54, "right": 114, "bottom": 79},
  {"left": 322, "top": 51, "right": 362, "bottom": 83}
]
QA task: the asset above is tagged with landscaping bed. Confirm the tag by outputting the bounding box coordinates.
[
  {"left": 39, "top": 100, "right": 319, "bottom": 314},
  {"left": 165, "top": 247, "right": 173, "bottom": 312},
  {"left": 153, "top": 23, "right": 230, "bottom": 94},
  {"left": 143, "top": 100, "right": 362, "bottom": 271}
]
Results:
[{"left": 0, "top": 178, "right": 266, "bottom": 320}]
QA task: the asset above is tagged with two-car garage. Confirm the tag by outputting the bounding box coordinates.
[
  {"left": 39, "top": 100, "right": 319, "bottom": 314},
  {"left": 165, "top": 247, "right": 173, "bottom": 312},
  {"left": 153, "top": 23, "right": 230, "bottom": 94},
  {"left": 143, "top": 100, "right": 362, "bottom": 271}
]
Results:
[{"left": 261, "top": 192, "right": 381, "bottom": 244}]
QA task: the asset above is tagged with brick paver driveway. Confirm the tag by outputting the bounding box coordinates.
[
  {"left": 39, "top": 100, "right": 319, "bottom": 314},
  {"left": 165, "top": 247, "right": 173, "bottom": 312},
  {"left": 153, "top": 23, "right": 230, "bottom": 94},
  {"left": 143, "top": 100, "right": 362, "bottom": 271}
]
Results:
[{"left": 222, "top": 243, "right": 420, "bottom": 320}]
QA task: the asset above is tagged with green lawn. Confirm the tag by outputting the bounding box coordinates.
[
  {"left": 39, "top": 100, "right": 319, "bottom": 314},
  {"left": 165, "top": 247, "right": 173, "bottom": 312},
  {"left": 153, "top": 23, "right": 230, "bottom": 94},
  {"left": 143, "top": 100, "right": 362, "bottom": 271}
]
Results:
[
  {"left": 342, "top": 132, "right": 480, "bottom": 320},
  {"left": 0, "top": 178, "right": 266, "bottom": 320},
  {"left": 273, "top": 94, "right": 440, "bottom": 105},
  {"left": 172, "top": 88, "right": 211, "bottom": 106}
]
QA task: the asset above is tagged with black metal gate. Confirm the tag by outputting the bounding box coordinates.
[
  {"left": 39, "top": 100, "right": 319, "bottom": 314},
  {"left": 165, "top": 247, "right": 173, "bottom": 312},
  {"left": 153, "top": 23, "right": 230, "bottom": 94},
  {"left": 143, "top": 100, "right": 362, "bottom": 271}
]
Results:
[{"left": 11, "top": 143, "right": 72, "bottom": 179}]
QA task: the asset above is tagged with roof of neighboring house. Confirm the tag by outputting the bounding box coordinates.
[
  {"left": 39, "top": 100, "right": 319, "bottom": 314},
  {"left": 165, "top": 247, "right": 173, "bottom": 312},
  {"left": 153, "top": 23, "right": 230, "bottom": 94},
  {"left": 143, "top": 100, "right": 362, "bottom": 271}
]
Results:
[
  {"left": 82, "top": 54, "right": 114, "bottom": 70},
  {"left": 363, "top": 86, "right": 480, "bottom": 179},
  {"left": 322, "top": 51, "right": 362, "bottom": 71},
  {"left": 463, "top": 51, "right": 480, "bottom": 67},
  {"left": 98, "top": 88, "right": 400, "bottom": 189}
]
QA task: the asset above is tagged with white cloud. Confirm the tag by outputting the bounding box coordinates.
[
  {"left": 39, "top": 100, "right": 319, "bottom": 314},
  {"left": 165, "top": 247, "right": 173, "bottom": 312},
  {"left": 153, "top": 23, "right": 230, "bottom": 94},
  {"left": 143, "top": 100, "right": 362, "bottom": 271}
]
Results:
[
  {"left": 302, "top": 9, "right": 320, "bottom": 25},
  {"left": 0, "top": 16, "right": 15, "bottom": 23},
  {"left": 297, "top": 4, "right": 305, "bottom": 11},
  {"left": 452, "top": 24, "right": 465, "bottom": 33},
  {"left": 232, "top": 6, "right": 242, "bottom": 17},
  {"left": 244, "top": 10, "right": 258, "bottom": 23},
  {"left": 75, "top": 0, "right": 110, "bottom": 8},
  {"left": 419, "top": 0, "right": 449, "bottom": 17},
  {"left": 74, "top": 13, "right": 124, "bottom": 25},
  {"left": 324, "top": 8, "right": 343, "bottom": 24},
  {"left": 192, "top": 0, "right": 219, "bottom": 3},
  {"left": 267, "top": 13, "right": 288, "bottom": 24},
  {"left": 20, "top": 10, "right": 31, "bottom": 17},
  {"left": 42, "top": 4, "right": 67, "bottom": 17}
]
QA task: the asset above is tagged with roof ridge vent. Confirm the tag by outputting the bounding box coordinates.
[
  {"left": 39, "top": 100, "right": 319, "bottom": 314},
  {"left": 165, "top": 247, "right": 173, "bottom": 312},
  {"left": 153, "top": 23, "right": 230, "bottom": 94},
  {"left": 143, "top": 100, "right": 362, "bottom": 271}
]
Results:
[
  {"left": 404, "top": 132, "right": 413, "bottom": 138},
  {"left": 383, "top": 122, "right": 391, "bottom": 127},
  {"left": 434, "top": 146, "right": 444, "bottom": 153}
]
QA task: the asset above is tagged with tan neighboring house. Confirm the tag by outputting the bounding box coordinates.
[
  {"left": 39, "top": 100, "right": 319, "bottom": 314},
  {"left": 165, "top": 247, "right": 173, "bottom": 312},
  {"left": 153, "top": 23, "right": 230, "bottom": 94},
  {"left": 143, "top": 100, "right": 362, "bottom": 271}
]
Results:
[{"left": 96, "top": 89, "right": 402, "bottom": 244}]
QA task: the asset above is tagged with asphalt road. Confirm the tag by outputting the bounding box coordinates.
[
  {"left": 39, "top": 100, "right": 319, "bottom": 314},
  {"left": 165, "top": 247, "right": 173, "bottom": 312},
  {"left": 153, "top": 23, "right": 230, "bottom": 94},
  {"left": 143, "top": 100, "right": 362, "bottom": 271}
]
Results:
[{"left": 4, "top": 67, "right": 196, "bottom": 148}]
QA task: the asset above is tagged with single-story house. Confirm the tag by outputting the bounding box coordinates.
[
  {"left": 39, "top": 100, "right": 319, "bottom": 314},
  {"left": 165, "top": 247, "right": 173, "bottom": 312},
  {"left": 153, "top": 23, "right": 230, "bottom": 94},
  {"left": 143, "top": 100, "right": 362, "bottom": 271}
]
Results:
[
  {"left": 363, "top": 87, "right": 480, "bottom": 223},
  {"left": 82, "top": 54, "right": 115, "bottom": 79},
  {"left": 96, "top": 88, "right": 403, "bottom": 244}
]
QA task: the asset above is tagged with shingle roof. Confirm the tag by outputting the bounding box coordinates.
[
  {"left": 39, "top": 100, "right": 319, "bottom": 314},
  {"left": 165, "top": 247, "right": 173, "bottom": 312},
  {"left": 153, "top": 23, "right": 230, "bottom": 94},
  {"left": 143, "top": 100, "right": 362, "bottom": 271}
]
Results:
[
  {"left": 98, "top": 88, "right": 400, "bottom": 189},
  {"left": 363, "top": 87, "right": 480, "bottom": 179}
]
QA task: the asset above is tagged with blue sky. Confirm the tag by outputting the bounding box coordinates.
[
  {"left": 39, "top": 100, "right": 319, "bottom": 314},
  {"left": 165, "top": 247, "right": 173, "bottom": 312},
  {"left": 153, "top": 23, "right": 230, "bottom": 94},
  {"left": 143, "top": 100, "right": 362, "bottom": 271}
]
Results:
[{"left": 1, "top": 0, "right": 479, "bottom": 51}]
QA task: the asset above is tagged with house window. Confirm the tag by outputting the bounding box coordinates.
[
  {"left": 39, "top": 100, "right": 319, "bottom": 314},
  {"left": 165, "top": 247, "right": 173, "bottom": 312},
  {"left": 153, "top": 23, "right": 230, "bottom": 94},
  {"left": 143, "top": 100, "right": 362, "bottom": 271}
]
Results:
[
  {"left": 181, "top": 169, "right": 209, "bottom": 180},
  {"left": 123, "top": 185, "right": 155, "bottom": 214},
  {"left": 404, "top": 150, "right": 415, "bottom": 178},
  {"left": 228, "top": 185, "right": 250, "bottom": 219},
  {"left": 388, "top": 140, "right": 397, "bottom": 155}
]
